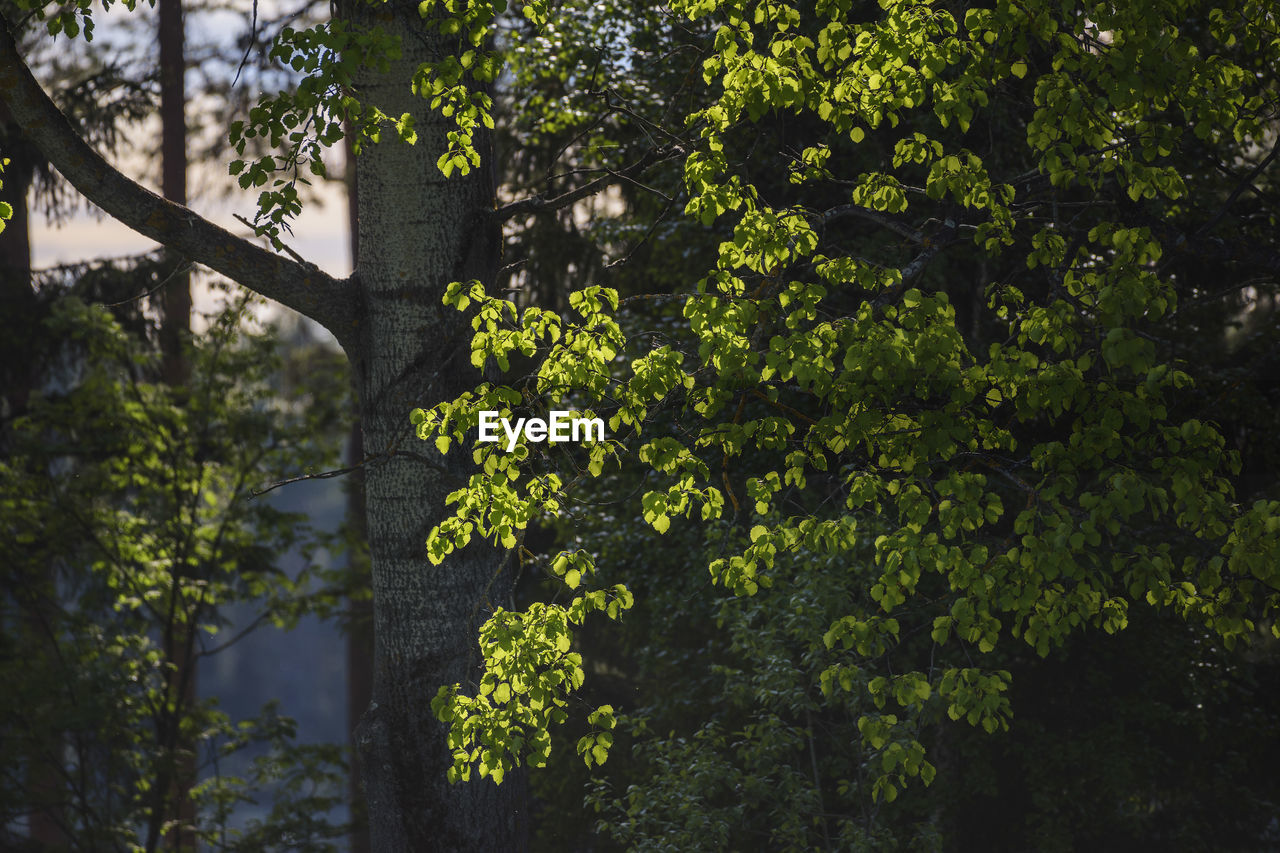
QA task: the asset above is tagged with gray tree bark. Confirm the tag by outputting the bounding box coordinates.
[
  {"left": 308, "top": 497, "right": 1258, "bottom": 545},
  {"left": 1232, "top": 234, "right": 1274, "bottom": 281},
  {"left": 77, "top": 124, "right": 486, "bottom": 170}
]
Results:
[
  {"left": 343, "top": 126, "right": 375, "bottom": 853},
  {"left": 344, "top": 6, "right": 527, "bottom": 847},
  {"left": 0, "top": 1, "right": 529, "bottom": 847}
]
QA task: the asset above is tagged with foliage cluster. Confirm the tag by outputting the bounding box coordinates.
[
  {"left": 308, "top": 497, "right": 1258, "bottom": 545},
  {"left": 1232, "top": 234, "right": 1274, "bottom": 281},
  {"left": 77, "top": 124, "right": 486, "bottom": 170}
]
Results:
[
  {"left": 0, "top": 274, "right": 352, "bottom": 850},
  {"left": 407, "top": 0, "right": 1280, "bottom": 842},
  {"left": 7, "top": 0, "right": 1280, "bottom": 846}
]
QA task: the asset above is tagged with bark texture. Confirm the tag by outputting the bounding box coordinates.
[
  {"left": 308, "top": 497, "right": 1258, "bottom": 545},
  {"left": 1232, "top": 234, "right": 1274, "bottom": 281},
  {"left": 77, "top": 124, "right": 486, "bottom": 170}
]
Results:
[
  {"left": 344, "top": 129, "right": 375, "bottom": 853},
  {"left": 344, "top": 3, "right": 527, "bottom": 849}
]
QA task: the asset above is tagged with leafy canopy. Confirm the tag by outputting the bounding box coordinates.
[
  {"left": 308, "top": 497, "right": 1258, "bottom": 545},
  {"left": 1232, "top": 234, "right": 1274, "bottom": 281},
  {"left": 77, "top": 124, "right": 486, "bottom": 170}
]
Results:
[
  {"left": 0, "top": 284, "right": 351, "bottom": 848},
  {"left": 415, "top": 0, "right": 1280, "bottom": 797},
  {"left": 15, "top": 0, "right": 1280, "bottom": 804}
]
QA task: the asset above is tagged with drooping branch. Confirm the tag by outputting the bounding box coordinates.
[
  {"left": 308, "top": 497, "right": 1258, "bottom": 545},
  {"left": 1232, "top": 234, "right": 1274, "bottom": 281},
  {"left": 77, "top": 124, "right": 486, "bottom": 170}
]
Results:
[
  {"left": 0, "top": 18, "right": 360, "bottom": 349},
  {"left": 821, "top": 204, "right": 924, "bottom": 243},
  {"left": 494, "top": 145, "right": 679, "bottom": 223}
]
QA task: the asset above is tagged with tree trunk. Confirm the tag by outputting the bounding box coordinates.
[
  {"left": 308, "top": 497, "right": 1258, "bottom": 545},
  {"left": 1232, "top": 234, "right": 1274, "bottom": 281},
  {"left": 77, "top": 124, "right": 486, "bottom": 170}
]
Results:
[
  {"left": 346, "top": 416, "right": 375, "bottom": 853},
  {"left": 0, "top": 4, "right": 530, "bottom": 845},
  {"left": 155, "top": 3, "right": 199, "bottom": 848},
  {"left": 344, "top": 4, "right": 527, "bottom": 850},
  {"left": 344, "top": 125, "right": 375, "bottom": 853},
  {"left": 0, "top": 112, "right": 32, "bottom": 291},
  {"left": 1, "top": 105, "right": 72, "bottom": 853},
  {"left": 158, "top": 0, "right": 191, "bottom": 386}
]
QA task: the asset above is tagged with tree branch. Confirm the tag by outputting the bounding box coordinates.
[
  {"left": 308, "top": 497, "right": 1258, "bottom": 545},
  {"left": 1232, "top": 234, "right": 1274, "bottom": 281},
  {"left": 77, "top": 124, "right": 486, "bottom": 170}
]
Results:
[
  {"left": 0, "top": 17, "right": 360, "bottom": 349},
  {"left": 494, "top": 145, "right": 677, "bottom": 223},
  {"left": 821, "top": 204, "right": 924, "bottom": 243},
  {"left": 1196, "top": 135, "right": 1280, "bottom": 238}
]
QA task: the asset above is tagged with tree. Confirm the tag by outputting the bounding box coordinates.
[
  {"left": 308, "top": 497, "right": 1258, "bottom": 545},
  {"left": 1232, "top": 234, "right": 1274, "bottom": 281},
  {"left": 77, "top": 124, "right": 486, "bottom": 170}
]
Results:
[
  {"left": 5, "top": 0, "right": 1280, "bottom": 849},
  {"left": 0, "top": 30, "right": 166, "bottom": 848},
  {"left": 0, "top": 274, "right": 351, "bottom": 850},
  {"left": 413, "top": 0, "right": 1280, "bottom": 833},
  {"left": 484, "top": 3, "right": 1280, "bottom": 846},
  {"left": 155, "top": 2, "right": 196, "bottom": 841},
  {"left": 1, "top": 0, "right": 527, "bottom": 847}
]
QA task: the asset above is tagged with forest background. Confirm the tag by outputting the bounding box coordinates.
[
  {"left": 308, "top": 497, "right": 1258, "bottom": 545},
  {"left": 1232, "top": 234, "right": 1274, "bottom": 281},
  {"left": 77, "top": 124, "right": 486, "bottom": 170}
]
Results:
[{"left": 2, "top": 0, "right": 1280, "bottom": 850}]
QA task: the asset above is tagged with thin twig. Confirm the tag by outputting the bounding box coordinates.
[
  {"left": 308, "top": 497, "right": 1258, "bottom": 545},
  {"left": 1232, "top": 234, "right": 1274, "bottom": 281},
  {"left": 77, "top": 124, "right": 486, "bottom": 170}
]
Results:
[
  {"left": 232, "top": 0, "right": 260, "bottom": 88},
  {"left": 102, "top": 259, "right": 194, "bottom": 307},
  {"left": 1196, "top": 135, "right": 1280, "bottom": 237},
  {"left": 821, "top": 204, "right": 924, "bottom": 243},
  {"left": 495, "top": 145, "right": 677, "bottom": 222},
  {"left": 232, "top": 213, "right": 312, "bottom": 267},
  {"left": 251, "top": 462, "right": 366, "bottom": 496}
]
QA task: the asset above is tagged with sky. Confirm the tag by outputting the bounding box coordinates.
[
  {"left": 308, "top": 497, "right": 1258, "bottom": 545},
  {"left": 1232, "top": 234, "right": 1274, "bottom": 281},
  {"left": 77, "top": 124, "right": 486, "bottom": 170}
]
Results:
[
  {"left": 32, "top": 185, "right": 351, "bottom": 277},
  {"left": 26, "top": 0, "right": 353, "bottom": 305}
]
